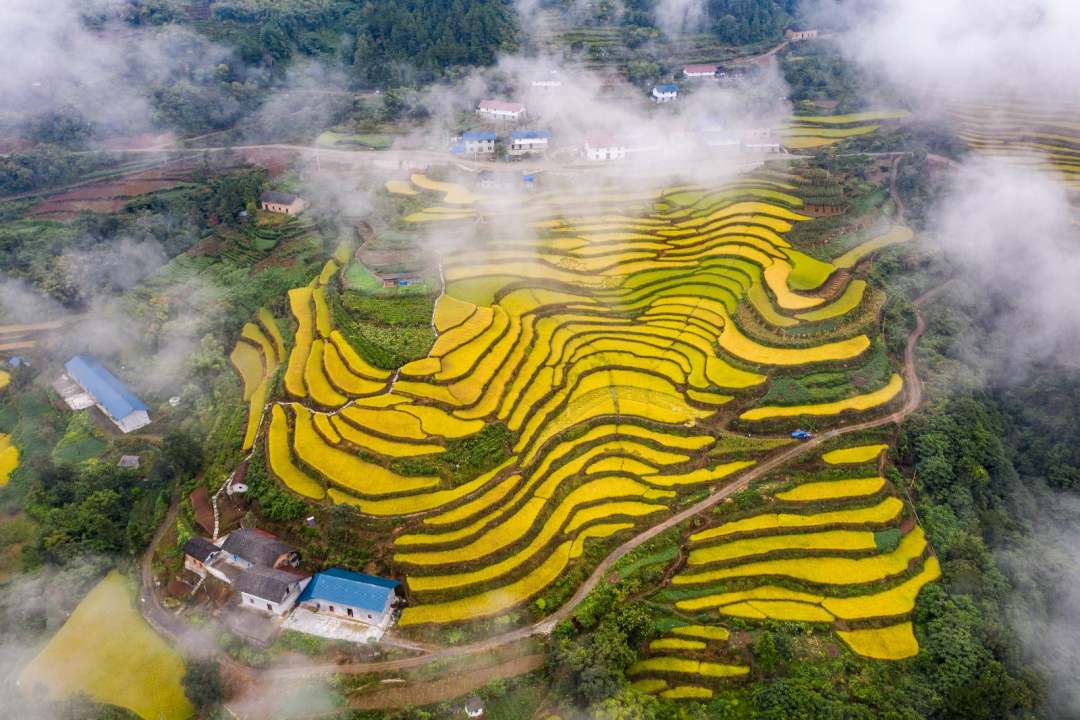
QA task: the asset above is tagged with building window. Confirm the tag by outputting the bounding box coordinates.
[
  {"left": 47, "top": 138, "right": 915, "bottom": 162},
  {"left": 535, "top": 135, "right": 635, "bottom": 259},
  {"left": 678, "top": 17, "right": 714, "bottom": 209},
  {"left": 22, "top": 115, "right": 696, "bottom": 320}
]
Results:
[
  {"left": 249, "top": 597, "right": 254, "bottom": 604},
  {"left": 347, "top": 608, "right": 354, "bottom": 618},
  {"left": 329, "top": 605, "right": 334, "bottom": 613},
  {"left": 368, "top": 614, "right": 373, "bottom": 619},
  {"left": 267, "top": 603, "right": 273, "bottom": 612}
]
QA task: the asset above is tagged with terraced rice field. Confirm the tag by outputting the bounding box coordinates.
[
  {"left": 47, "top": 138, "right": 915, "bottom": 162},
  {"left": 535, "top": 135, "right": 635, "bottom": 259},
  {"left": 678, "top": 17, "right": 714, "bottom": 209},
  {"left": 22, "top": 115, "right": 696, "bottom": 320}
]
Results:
[
  {"left": 944, "top": 97, "right": 1080, "bottom": 191},
  {"left": 779, "top": 110, "right": 910, "bottom": 150},
  {"left": 255, "top": 176, "right": 933, "bottom": 648},
  {"left": 0, "top": 433, "right": 18, "bottom": 486}
]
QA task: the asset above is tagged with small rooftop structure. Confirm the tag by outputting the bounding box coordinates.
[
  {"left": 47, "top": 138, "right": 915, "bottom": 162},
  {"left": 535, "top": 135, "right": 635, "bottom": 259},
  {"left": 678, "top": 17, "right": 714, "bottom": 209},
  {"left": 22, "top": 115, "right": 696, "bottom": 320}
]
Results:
[
  {"left": 259, "top": 190, "right": 308, "bottom": 216},
  {"left": 62, "top": 355, "right": 150, "bottom": 433},
  {"left": 117, "top": 455, "right": 140, "bottom": 469},
  {"left": 221, "top": 528, "right": 299, "bottom": 569}
]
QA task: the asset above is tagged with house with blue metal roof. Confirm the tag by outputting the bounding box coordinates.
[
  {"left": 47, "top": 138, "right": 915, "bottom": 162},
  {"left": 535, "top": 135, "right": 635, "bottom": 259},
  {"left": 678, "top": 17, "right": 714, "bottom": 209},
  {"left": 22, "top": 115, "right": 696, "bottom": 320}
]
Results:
[
  {"left": 509, "top": 129, "right": 551, "bottom": 155},
  {"left": 63, "top": 355, "right": 150, "bottom": 433},
  {"left": 296, "top": 568, "right": 401, "bottom": 627},
  {"left": 459, "top": 130, "right": 497, "bottom": 156},
  {"left": 651, "top": 83, "right": 679, "bottom": 103}
]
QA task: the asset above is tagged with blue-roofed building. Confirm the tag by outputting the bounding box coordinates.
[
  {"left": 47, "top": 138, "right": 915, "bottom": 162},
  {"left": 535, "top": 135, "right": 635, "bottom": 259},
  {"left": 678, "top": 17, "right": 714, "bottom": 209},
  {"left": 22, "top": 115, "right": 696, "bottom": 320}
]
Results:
[
  {"left": 297, "top": 568, "right": 401, "bottom": 627},
  {"left": 652, "top": 83, "right": 679, "bottom": 103},
  {"left": 63, "top": 355, "right": 150, "bottom": 433},
  {"left": 461, "top": 130, "right": 497, "bottom": 156},
  {"left": 509, "top": 129, "right": 551, "bottom": 155}
]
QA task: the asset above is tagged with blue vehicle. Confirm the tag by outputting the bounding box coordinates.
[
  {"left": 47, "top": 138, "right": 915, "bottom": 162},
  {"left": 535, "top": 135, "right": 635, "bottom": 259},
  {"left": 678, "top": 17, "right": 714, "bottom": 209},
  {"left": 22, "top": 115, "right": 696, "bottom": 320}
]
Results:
[{"left": 791, "top": 429, "right": 813, "bottom": 441}]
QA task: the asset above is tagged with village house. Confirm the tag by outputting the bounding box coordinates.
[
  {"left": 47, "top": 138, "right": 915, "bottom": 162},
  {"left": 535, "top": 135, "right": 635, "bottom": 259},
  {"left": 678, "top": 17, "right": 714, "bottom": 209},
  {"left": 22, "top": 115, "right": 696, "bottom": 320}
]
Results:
[
  {"left": 651, "top": 83, "right": 679, "bottom": 103},
  {"left": 530, "top": 77, "right": 562, "bottom": 90},
  {"left": 477, "top": 99, "right": 527, "bottom": 122},
  {"left": 55, "top": 355, "right": 150, "bottom": 433},
  {"left": 259, "top": 190, "right": 308, "bottom": 215},
  {"left": 376, "top": 272, "right": 420, "bottom": 289},
  {"left": 785, "top": 24, "right": 819, "bottom": 41},
  {"left": 234, "top": 566, "right": 310, "bottom": 616},
  {"left": 682, "top": 64, "right": 718, "bottom": 79},
  {"left": 465, "top": 697, "right": 485, "bottom": 718},
  {"left": 296, "top": 568, "right": 401, "bottom": 627},
  {"left": 220, "top": 528, "right": 300, "bottom": 570},
  {"left": 509, "top": 129, "right": 551, "bottom": 155},
  {"left": 458, "top": 130, "right": 497, "bottom": 156},
  {"left": 582, "top": 133, "right": 629, "bottom": 161},
  {"left": 182, "top": 537, "right": 223, "bottom": 579}
]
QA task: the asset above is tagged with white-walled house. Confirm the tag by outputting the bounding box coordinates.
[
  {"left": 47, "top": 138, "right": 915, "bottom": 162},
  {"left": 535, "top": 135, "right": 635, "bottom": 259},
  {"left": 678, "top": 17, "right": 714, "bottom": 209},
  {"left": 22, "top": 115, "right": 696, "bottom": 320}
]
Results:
[
  {"left": 235, "top": 567, "right": 310, "bottom": 616},
  {"left": 583, "top": 133, "right": 629, "bottom": 161},
  {"left": 461, "top": 131, "right": 497, "bottom": 155},
  {"left": 477, "top": 99, "right": 527, "bottom": 122},
  {"left": 296, "top": 568, "right": 401, "bottom": 627},
  {"left": 509, "top": 129, "right": 551, "bottom": 155},
  {"left": 682, "top": 64, "right": 718, "bottom": 79},
  {"left": 651, "top": 84, "right": 679, "bottom": 103}
]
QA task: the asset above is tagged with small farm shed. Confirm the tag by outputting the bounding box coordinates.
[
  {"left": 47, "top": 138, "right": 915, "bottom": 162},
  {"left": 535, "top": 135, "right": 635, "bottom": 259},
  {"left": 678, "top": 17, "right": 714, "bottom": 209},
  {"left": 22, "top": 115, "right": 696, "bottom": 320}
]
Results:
[
  {"left": 465, "top": 696, "right": 485, "bottom": 717},
  {"left": 683, "top": 64, "right": 718, "bottom": 78},
  {"left": 235, "top": 567, "right": 310, "bottom": 616},
  {"left": 785, "top": 24, "right": 819, "bottom": 40},
  {"left": 260, "top": 190, "right": 308, "bottom": 215},
  {"left": 296, "top": 568, "right": 401, "bottom": 627},
  {"left": 220, "top": 528, "right": 300, "bottom": 570},
  {"left": 376, "top": 272, "right": 420, "bottom": 289},
  {"left": 61, "top": 355, "right": 150, "bottom": 433},
  {"left": 477, "top": 99, "right": 527, "bottom": 122}
]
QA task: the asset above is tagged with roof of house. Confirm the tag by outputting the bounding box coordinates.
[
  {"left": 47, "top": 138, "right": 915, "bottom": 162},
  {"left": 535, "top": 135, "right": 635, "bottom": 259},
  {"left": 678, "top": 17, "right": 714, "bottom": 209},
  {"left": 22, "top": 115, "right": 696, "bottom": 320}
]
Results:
[
  {"left": 298, "top": 567, "right": 400, "bottom": 613},
  {"left": 654, "top": 83, "right": 679, "bottom": 93},
  {"left": 221, "top": 528, "right": 297, "bottom": 567},
  {"left": 511, "top": 129, "right": 551, "bottom": 140},
  {"left": 260, "top": 190, "right": 300, "bottom": 205},
  {"left": 584, "top": 132, "right": 626, "bottom": 148},
  {"left": 462, "top": 130, "right": 497, "bottom": 141},
  {"left": 64, "top": 356, "right": 147, "bottom": 422},
  {"left": 234, "top": 566, "right": 304, "bottom": 603},
  {"left": 465, "top": 696, "right": 484, "bottom": 713},
  {"left": 118, "top": 455, "right": 140, "bottom": 468},
  {"left": 183, "top": 537, "right": 221, "bottom": 563},
  {"left": 684, "top": 64, "right": 718, "bottom": 74},
  {"left": 478, "top": 99, "right": 525, "bottom": 113}
]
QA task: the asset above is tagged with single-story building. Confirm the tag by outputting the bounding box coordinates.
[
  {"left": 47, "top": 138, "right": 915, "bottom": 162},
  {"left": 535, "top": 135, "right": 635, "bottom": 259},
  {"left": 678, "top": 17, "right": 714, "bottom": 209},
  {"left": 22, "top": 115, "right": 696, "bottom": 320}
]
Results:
[
  {"left": 183, "top": 537, "right": 223, "bottom": 578},
  {"left": 235, "top": 566, "right": 310, "bottom": 616},
  {"left": 260, "top": 190, "right": 308, "bottom": 215},
  {"left": 477, "top": 99, "right": 527, "bottom": 122},
  {"left": 60, "top": 355, "right": 150, "bottom": 433},
  {"left": 785, "top": 25, "right": 819, "bottom": 41},
  {"left": 465, "top": 696, "right": 485, "bottom": 718},
  {"left": 530, "top": 76, "right": 562, "bottom": 89},
  {"left": 583, "top": 133, "right": 629, "bottom": 161},
  {"left": 651, "top": 84, "right": 678, "bottom": 103},
  {"left": 296, "top": 568, "right": 400, "bottom": 627},
  {"left": 220, "top": 528, "right": 300, "bottom": 570},
  {"left": 460, "top": 130, "right": 497, "bottom": 156},
  {"left": 682, "top": 64, "right": 718, "bottom": 79},
  {"left": 509, "top": 129, "right": 551, "bottom": 155},
  {"left": 375, "top": 272, "right": 420, "bottom": 289}
]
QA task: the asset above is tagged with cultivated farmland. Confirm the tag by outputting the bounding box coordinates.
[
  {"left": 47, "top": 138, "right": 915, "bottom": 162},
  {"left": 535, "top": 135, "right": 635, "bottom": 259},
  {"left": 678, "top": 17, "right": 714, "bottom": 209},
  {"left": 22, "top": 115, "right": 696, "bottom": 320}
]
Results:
[
  {"left": 247, "top": 173, "right": 933, "bottom": 663},
  {"left": 18, "top": 571, "right": 194, "bottom": 720}
]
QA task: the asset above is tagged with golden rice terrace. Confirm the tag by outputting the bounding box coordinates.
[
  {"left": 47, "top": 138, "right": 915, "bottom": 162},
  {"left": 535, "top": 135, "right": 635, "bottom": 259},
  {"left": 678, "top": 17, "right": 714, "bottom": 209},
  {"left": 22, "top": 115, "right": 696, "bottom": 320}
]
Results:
[{"left": 231, "top": 172, "right": 935, "bottom": 674}]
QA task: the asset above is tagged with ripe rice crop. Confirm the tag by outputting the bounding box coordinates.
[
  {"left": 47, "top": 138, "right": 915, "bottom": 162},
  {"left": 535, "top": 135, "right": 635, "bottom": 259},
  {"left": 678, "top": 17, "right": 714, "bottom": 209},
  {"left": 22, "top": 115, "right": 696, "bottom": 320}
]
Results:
[
  {"left": 677, "top": 585, "right": 824, "bottom": 612},
  {"left": 322, "top": 341, "right": 386, "bottom": 396},
  {"left": 632, "top": 679, "right": 668, "bottom": 694},
  {"left": 304, "top": 340, "right": 348, "bottom": 407},
  {"left": 328, "top": 331, "right": 391, "bottom": 379},
  {"left": 629, "top": 657, "right": 748, "bottom": 678},
  {"left": 229, "top": 341, "right": 264, "bottom": 401},
  {"left": 267, "top": 406, "right": 325, "bottom": 499},
  {"left": 285, "top": 287, "right": 314, "bottom": 398},
  {"left": 650, "top": 638, "right": 706, "bottom": 651},
  {"left": 836, "top": 621, "right": 919, "bottom": 660},
  {"left": 292, "top": 405, "right": 439, "bottom": 496},
  {"left": 688, "top": 529, "right": 877, "bottom": 565},
  {"left": 672, "top": 625, "right": 730, "bottom": 641},
  {"left": 241, "top": 378, "right": 270, "bottom": 451},
  {"left": 833, "top": 226, "right": 913, "bottom": 269},
  {"left": 689, "top": 496, "right": 904, "bottom": 543},
  {"left": 797, "top": 280, "right": 867, "bottom": 322},
  {"left": 241, "top": 322, "right": 278, "bottom": 368},
  {"left": 740, "top": 374, "right": 902, "bottom": 420},
  {"left": 661, "top": 686, "right": 714, "bottom": 700},
  {"left": 719, "top": 600, "right": 834, "bottom": 622},
  {"left": 719, "top": 318, "right": 870, "bottom": 366},
  {"left": 674, "top": 527, "right": 926, "bottom": 586},
  {"left": 331, "top": 415, "right": 444, "bottom": 458},
  {"left": 822, "top": 556, "right": 941, "bottom": 620},
  {"left": 0, "top": 437, "right": 18, "bottom": 486},
  {"left": 774, "top": 477, "right": 885, "bottom": 502},
  {"left": 822, "top": 444, "right": 889, "bottom": 465}
]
